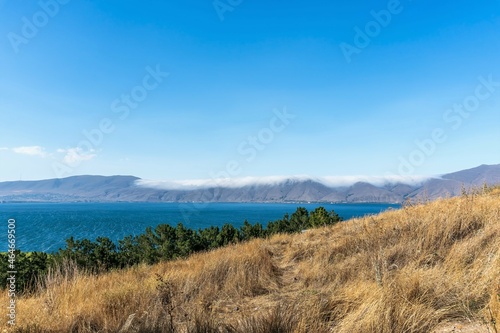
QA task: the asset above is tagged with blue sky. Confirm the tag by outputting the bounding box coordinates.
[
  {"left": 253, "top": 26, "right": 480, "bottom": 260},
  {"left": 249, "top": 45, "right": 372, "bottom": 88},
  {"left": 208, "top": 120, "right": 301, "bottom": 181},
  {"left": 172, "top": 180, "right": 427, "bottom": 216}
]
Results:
[{"left": 0, "top": 0, "right": 499, "bottom": 182}]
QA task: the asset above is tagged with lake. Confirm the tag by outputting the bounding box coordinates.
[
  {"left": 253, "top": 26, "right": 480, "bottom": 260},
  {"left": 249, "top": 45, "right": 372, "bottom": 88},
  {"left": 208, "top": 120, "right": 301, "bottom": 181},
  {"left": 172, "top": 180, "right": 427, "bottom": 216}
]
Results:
[{"left": 0, "top": 202, "right": 400, "bottom": 252}]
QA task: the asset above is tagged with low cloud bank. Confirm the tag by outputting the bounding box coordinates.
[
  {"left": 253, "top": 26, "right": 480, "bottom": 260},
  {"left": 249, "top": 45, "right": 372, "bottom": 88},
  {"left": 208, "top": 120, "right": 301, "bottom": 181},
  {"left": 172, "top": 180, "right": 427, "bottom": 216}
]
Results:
[{"left": 136, "top": 175, "right": 434, "bottom": 190}]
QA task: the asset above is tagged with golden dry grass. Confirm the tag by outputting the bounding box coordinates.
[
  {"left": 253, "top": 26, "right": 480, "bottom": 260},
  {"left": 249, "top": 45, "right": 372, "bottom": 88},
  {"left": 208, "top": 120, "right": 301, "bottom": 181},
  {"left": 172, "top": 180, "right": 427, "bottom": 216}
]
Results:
[{"left": 2, "top": 188, "right": 500, "bottom": 332}]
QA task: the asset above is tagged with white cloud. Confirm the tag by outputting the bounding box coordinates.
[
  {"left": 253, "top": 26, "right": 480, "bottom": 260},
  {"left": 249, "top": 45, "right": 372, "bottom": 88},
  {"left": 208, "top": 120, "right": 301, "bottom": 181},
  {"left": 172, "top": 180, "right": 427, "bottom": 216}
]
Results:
[
  {"left": 136, "top": 176, "right": 308, "bottom": 190},
  {"left": 0, "top": 147, "right": 9, "bottom": 151},
  {"left": 319, "top": 175, "right": 431, "bottom": 187},
  {"left": 136, "top": 174, "right": 433, "bottom": 190},
  {"left": 12, "top": 146, "right": 48, "bottom": 157},
  {"left": 57, "top": 147, "right": 97, "bottom": 166}
]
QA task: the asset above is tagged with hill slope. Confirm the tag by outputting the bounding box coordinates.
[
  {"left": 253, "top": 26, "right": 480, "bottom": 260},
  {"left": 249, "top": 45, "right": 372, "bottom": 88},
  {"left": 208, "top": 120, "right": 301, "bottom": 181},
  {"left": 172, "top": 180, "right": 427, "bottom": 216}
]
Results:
[
  {"left": 1, "top": 164, "right": 499, "bottom": 203},
  {"left": 5, "top": 188, "right": 500, "bottom": 332}
]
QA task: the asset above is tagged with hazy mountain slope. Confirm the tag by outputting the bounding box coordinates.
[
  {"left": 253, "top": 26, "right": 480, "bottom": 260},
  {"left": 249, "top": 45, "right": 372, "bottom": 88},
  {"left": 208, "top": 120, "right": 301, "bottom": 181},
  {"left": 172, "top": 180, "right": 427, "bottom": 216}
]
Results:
[
  {"left": 441, "top": 164, "right": 500, "bottom": 184},
  {"left": 0, "top": 175, "right": 141, "bottom": 202},
  {"left": 409, "top": 178, "right": 465, "bottom": 199},
  {"left": 408, "top": 164, "right": 500, "bottom": 200},
  {"left": 343, "top": 182, "right": 403, "bottom": 203}
]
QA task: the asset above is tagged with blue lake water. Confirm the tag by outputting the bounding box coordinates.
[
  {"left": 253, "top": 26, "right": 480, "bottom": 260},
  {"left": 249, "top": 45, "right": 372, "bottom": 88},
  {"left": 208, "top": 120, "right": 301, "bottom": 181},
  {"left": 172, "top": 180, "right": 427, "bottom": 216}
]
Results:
[{"left": 0, "top": 202, "right": 400, "bottom": 252}]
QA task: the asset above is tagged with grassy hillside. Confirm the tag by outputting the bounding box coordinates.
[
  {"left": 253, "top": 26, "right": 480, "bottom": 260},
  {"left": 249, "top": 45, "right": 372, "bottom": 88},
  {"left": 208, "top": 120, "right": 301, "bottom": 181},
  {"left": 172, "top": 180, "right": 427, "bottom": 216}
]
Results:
[{"left": 3, "top": 188, "right": 500, "bottom": 332}]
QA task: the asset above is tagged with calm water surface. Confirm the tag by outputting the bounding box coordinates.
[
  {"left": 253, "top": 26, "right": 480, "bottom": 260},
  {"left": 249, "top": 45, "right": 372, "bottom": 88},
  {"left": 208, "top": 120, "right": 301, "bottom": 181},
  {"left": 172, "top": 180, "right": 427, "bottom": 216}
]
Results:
[{"left": 0, "top": 202, "right": 400, "bottom": 252}]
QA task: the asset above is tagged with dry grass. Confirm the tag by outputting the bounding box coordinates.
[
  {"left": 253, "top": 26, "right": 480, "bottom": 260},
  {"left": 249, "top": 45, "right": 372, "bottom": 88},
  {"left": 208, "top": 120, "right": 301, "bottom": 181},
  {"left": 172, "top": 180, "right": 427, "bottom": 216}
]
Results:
[{"left": 2, "top": 188, "right": 500, "bottom": 332}]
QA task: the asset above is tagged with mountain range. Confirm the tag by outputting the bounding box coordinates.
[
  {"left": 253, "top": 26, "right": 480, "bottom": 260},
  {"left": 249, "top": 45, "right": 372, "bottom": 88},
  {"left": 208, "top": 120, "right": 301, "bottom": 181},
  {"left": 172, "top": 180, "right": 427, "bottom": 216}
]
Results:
[{"left": 1, "top": 164, "right": 499, "bottom": 203}]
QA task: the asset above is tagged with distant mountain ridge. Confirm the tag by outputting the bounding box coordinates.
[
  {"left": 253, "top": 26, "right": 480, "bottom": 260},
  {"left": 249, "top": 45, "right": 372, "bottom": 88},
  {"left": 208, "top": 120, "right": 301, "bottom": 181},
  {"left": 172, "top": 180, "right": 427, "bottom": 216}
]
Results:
[{"left": 0, "top": 164, "right": 499, "bottom": 203}]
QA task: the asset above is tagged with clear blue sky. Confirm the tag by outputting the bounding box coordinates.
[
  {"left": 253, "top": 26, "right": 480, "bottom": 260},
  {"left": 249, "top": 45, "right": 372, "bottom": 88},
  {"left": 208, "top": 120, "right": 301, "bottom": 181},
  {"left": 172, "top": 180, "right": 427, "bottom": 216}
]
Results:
[{"left": 1, "top": 0, "right": 499, "bottom": 182}]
